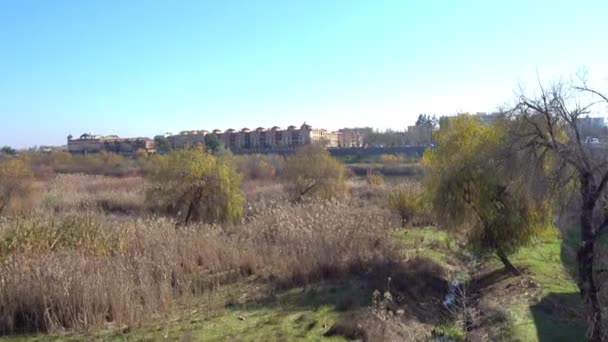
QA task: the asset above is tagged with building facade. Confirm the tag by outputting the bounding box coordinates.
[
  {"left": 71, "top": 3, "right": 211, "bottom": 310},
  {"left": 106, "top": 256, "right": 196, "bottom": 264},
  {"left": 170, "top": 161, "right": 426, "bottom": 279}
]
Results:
[
  {"left": 67, "top": 133, "right": 155, "bottom": 155},
  {"left": 163, "top": 123, "right": 340, "bottom": 152}
]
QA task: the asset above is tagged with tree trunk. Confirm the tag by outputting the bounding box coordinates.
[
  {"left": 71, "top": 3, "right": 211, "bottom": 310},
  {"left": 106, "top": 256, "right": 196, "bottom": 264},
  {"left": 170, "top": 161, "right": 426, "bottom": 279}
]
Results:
[
  {"left": 496, "top": 248, "right": 521, "bottom": 276},
  {"left": 578, "top": 205, "right": 603, "bottom": 341}
]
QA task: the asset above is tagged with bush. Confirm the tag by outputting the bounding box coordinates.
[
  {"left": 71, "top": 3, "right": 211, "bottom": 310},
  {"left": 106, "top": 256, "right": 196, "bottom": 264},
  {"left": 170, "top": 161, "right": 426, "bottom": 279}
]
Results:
[
  {"left": 387, "top": 182, "right": 426, "bottom": 227},
  {"left": 236, "top": 154, "right": 282, "bottom": 181},
  {"left": 145, "top": 146, "right": 243, "bottom": 224},
  {"left": 0, "top": 159, "right": 38, "bottom": 216},
  {"left": 378, "top": 154, "right": 401, "bottom": 164},
  {"left": 366, "top": 170, "right": 385, "bottom": 186},
  {"left": 282, "top": 145, "right": 347, "bottom": 201}
]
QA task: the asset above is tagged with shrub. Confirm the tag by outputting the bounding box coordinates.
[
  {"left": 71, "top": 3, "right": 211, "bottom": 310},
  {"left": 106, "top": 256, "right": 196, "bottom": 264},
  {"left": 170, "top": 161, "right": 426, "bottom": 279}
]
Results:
[
  {"left": 0, "top": 159, "right": 38, "bottom": 216},
  {"left": 236, "top": 154, "right": 281, "bottom": 181},
  {"left": 145, "top": 146, "right": 243, "bottom": 224},
  {"left": 378, "top": 154, "right": 401, "bottom": 164},
  {"left": 1, "top": 146, "right": 16, "bottom": 156},
  {"left": 387, "top": 182, "right": 425, "bottom": 227},
  {"left": 281, "top": 145, "right": 347, "bottom": 201},
  {"left": 366, "top": 169, "right": 385, "bottom": 186}
]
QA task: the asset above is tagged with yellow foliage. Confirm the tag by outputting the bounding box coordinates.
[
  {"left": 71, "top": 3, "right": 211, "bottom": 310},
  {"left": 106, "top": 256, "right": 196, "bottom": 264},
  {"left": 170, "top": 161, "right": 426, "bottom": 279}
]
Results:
[
  {"left": 146, "top": 146, "right": 243, "bottom": 224},
  {"left": 282, "top": 145, "right": 347, "bottom": 201},
  {"left": 423, "top": 114, "right": 553, "bottom": 258}
]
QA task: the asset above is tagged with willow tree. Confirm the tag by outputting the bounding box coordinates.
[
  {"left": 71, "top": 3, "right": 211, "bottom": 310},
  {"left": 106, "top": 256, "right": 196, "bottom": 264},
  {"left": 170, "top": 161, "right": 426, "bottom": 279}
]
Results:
[
  {"left": 281, "top": 144, "right": 346, "bottom": 201},
  {"left": 423, "top": 114, "right": 552, "bottom": 275},
  {"left": 145, "top": 146, "right": 243, "bottom": 225},
  {"left": 511, "top": 78, "right": 608, "bottom": 341}
]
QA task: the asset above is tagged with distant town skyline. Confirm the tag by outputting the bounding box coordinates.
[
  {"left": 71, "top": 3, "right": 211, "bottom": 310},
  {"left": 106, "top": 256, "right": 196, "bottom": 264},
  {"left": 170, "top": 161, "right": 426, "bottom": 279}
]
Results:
[{"left": 2, "top": 1, "right": 608, "bottom": 148}]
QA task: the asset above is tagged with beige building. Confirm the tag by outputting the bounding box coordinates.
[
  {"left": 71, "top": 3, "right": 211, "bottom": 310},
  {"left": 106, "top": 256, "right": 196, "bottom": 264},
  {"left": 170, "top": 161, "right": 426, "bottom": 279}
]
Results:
[
  {"left": 338, "top": 127, "right": 373, "bottom": 147},
  {"left": 165, "top": 123, "right": 340, "bottom": 151},
  {"left": 406, "top": 125, "right": 434, "bottom": 146},
  {"left": 68, "top": 133, "right": 155, "bottom": 155}
]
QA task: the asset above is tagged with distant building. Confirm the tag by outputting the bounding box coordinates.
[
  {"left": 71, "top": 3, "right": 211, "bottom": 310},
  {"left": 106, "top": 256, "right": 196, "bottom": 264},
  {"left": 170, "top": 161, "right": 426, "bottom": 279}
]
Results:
[
  {"left": 338, "top": 127, "right": 373, "bottom": 147},
  {"left": 165, "top": 123, "right": 339, "bottom": 152},
  {"left": 67, "top": 133, "right": 155, "bottom": 155},
  {"left": 578, "top": 116, "right": 605, "bottom": 130},
  {"left": 407, "top": 125, "right": 434, "bottom": 146}
]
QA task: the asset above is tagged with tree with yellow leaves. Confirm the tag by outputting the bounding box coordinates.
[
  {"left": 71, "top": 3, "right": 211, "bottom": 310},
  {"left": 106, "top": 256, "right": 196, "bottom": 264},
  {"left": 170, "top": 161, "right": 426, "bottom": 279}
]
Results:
[
  {"left": 145, "top": 146, "right": 243, "bottom": 225},
  {"left": 423, "top": 114, "right": 553, "bottom": 275}
]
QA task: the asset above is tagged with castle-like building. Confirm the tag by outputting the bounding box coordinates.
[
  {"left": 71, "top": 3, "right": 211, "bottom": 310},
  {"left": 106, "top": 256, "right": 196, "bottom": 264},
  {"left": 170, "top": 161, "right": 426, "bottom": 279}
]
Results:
[{"left": 163, "top": 123, "right": 343, "bottom": 152}]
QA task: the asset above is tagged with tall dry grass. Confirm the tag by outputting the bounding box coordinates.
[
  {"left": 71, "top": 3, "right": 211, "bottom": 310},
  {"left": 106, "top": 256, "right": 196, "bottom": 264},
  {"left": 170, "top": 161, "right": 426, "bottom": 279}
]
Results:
[
  {"left": 40, "top": 174, "right": 144, "bottom": 214},
  {"left": 0, "top": 199, "right": 399, "bottom": 334}
]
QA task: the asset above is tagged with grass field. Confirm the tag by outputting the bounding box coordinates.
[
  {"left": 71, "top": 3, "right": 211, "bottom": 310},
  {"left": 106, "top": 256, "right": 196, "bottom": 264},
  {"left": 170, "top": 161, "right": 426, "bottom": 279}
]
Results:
[{"left": 1, "top": 226, "right": 587, "bottom": 342}]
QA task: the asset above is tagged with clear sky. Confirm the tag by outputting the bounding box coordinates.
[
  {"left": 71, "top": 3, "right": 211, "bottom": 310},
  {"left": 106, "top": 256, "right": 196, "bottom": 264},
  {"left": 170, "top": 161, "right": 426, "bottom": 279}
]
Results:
[{"left": 1, "top": 0, "right": 607, "bottom": 147}]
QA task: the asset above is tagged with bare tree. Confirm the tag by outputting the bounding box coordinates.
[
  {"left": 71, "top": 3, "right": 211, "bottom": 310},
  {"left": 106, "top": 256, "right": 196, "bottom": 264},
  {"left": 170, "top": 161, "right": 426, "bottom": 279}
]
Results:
[{"left": 511, "top": 77, "right": 608, "bottom": 341}]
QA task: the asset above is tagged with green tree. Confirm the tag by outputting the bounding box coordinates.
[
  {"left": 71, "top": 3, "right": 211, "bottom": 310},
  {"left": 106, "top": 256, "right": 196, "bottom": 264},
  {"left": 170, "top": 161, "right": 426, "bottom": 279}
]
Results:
[
  {"left": 154, "top": 136, "right": 171, "bottom": 154},
  {"left": 0, "top": 146, "right": 16, "bottom": 155},
  {"left": 204, "top": 134, "right": 221, "bottom": 153},
  {"left": 423, "top": 114, "right": 552, "bottom": 275},
  {"left": 145, "top": 146, "right": 243, "bottom": 224},
  {"left": 282, "top": 145, "right": 347, "bottom": 201},
  {"left": 416, "top": 114, "right": 438, "bottom": 128}
]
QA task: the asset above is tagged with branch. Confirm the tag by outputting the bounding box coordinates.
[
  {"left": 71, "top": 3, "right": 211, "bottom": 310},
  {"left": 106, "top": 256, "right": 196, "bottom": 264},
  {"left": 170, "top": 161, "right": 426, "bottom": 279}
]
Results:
[{"left": 575, "top": 86, "right": 608, "bottom": 105}]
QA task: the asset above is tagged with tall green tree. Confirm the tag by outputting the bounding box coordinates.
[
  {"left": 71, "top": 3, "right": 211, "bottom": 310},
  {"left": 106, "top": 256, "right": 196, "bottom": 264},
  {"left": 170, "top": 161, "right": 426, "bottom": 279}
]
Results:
[
  {"left": 153, "top": 136, "right": 171, "bottom": 154},
  {"left": 423, "top": 114, "right": 552, "bottom": 275},
  {"left": 145, "top": 146, "right": 243, "bottom": 225},
  {"left": 203, "top": 134, "right": 221, "bottom": 153}
]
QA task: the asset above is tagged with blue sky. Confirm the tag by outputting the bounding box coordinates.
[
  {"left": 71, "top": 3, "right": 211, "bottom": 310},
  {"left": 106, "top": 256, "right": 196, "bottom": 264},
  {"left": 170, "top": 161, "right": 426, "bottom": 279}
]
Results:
[{"left": 1, "top": 0, "right": 607, "bottom": 147}]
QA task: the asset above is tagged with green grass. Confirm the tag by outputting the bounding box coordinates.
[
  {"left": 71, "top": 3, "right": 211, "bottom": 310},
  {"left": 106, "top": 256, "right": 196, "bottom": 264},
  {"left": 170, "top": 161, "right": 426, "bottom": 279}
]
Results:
[
  {"left": 394, "top": 226, "right": 456, "bottom": 266},
  {"left": 0, "top": 280, "right": 371, "bottom": 342},
  {"left": 491, "top": 236, "right": 585, "bottom": 341},
  {"left": 396, "top": 226, "right": 586, "bottom": 341}
]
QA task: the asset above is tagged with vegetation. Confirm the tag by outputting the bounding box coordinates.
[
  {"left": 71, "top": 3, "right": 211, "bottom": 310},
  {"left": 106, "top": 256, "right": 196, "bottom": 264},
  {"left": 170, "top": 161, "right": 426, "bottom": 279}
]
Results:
[
  {"left": 153, "top": 135, "right": 171, "bottom": 153},
  {"left": 1, "top": 146, "right": 17, "bottom": 155},
  {"left": 423, "top": 115, "right": 553, "bottom": 275},
  {"left": 236, "top": 154, "right": 283, "bottom": 181},
  {"left": 387, "top": 182, "right": 424, "bottom": 227},
  {"left": 415, "top": 114, "right": 438, "bottom": 127},
  {"left": 203, "top": 133, "right": 222, "bottom": 153},
  {"left": 145, "top": 146, "right": 243, "bottom": 224},
  {"left": 0, "top": 158, "right": 37, "bottom": 216},
  {"left": 282, "top": 145, "right": 347, "bottom": 201},
  {"left": 0, "top": 79, "right": 603, "bottom": 341},
  {"left": 511, "top": 78, "right": 608, "bottom": 340}
]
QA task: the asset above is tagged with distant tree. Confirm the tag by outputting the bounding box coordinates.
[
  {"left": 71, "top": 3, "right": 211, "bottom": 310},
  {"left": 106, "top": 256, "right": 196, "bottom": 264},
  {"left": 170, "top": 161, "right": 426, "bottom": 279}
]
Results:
[
  {"left": 282, "top": 145, "right": 347, "bottom": 201},
  {"left": 145, "top": 146, "right": 243, "bottom": 225},
  {"left": 0, "top": 159, "right": 37, "bottom": 215},
  {"left": 204, "top": 134, "right": 221, "bottom": 153},
  {"left": 0, "top": 146, "right": 16, "bottom": 155},
  {"left": 423, "top": 114, "right": 553, "bottom": 275},
  {"left": 133, "top": 148, "right": 149, "bottom": 160},
  {"left": 153, "top": 136, "right": 171, "bottom": 154},
  {"left": 416, "top": 114, "right": 437, "bottom": 127}
]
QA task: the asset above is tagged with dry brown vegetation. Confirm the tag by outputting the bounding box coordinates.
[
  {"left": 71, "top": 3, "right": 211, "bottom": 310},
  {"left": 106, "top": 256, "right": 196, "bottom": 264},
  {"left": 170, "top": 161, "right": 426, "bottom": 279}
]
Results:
[{"left": 0, "top": 170, "right": 401, "bottom": 335}]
